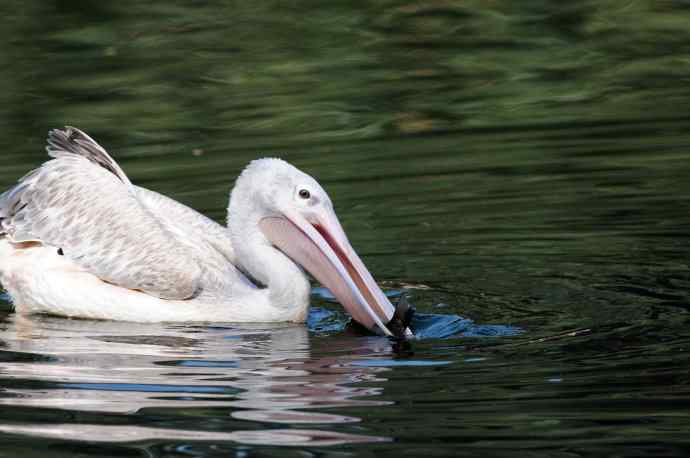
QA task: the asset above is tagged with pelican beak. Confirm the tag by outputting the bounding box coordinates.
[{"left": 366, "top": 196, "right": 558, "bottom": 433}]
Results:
[{"left": 259, "top": 208, "right": 413, "bottom": 338}]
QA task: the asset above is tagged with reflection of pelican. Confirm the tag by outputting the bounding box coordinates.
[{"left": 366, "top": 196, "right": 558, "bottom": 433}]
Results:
[
  {"left": 0, "top": 127, "right": 409, "bottom": 336},
  {"left": 0, "top": 314, "right": 394, "bottom": 445},
  {"left": 0, "top": 315, "right": 392, "bottom": 414}
]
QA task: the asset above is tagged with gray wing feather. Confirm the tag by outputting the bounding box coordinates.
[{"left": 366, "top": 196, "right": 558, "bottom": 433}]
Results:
[
  {"left": 134, "top": 186, "right": 236, "bottom": 264},
  {"left": 46, "top": 126, "right": 133, "bottom": 188},
  {"left": 135, "top": 187, "right": 255, "bottom": 294},
  {"left": 0, "top": 130, "right": 202, "bottom": 300}
]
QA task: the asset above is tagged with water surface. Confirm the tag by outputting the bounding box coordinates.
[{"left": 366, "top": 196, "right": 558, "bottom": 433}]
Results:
[{"left": 1, "top": 1, "right": 690, "bottom": 456}]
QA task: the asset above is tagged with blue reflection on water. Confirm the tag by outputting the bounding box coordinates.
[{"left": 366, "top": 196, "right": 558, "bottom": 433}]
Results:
[
  {"left": 350, "top": 359, "right": 452, "bottom": 367},
  {"left": 306, "top": 307, "right": 345, "bottom": 333},
  {"left": 309, "top": 289, "right": 523, "bottom": 339},
  {"left": 412, "top": 313, "right": 522, "bottom": 339},
  {"left": 58, "top": 382, "right": 241, "bottom": 394}
]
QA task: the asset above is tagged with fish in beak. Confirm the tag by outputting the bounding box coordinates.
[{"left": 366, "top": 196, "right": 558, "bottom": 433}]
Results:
[{"left": 259, "top": 207, "right": 414, "bottom": 338}]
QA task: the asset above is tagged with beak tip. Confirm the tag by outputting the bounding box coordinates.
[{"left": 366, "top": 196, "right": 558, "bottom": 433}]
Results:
[{"left": 382, "top": 294, "right": 416, "bottom": 339}]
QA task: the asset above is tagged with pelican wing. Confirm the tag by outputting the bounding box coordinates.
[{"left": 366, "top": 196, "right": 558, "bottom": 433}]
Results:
[
  {"left": 0, "top": 127, "right": 202, "bottom": 300},
  {"left": 134, "top": 186, "right": 236, "bottom": 266},
  {"left": 134, "top": 186, "right": 254, "bottom": 294}
]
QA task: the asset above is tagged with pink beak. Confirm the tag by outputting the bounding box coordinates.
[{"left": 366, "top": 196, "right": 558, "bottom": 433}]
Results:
[{"left": 259, "top": 208, "right": 411, "bottom": 337}]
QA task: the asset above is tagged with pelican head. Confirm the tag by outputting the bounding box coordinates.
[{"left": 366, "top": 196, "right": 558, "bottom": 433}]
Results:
[{"left": 228, "top": 158, "right": 410, "bottom": 337}]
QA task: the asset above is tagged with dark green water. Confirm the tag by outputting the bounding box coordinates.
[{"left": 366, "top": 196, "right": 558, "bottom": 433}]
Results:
[{"left": 1, "top": 1, "right": 690, "bottom": 456}]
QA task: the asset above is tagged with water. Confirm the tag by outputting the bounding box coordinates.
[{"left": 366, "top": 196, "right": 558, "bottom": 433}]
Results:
[{"left": 1, "top": 1, "right": 690, "bottom": 456}]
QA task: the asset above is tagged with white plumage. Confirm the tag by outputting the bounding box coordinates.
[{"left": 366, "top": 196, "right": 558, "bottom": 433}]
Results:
[{"left": 0, "top": 127, "right": 407, "bottom": 336}]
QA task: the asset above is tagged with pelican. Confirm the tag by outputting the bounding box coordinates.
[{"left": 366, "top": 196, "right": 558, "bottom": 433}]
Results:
[{"left": 0, "top": 127, "right": 412, "bottom": 337}]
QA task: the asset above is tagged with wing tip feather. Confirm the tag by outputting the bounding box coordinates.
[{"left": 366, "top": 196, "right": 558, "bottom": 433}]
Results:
[{"left": 45, "top": 126, "right": 132, "bottom": 187}]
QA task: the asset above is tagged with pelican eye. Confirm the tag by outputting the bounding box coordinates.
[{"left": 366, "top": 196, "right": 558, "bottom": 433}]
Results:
[{"left": 298, "top": 189, "right": 311, "bottom": 199}]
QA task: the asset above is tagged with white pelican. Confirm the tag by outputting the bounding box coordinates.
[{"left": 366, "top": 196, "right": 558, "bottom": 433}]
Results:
[{"left": 0, "top": 127, "right": 412, "bottom": 337}]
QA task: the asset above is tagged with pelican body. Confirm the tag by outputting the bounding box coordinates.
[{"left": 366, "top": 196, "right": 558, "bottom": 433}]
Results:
[{"left": 0, "top": 127, "right": 410, "bottom": 337}]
